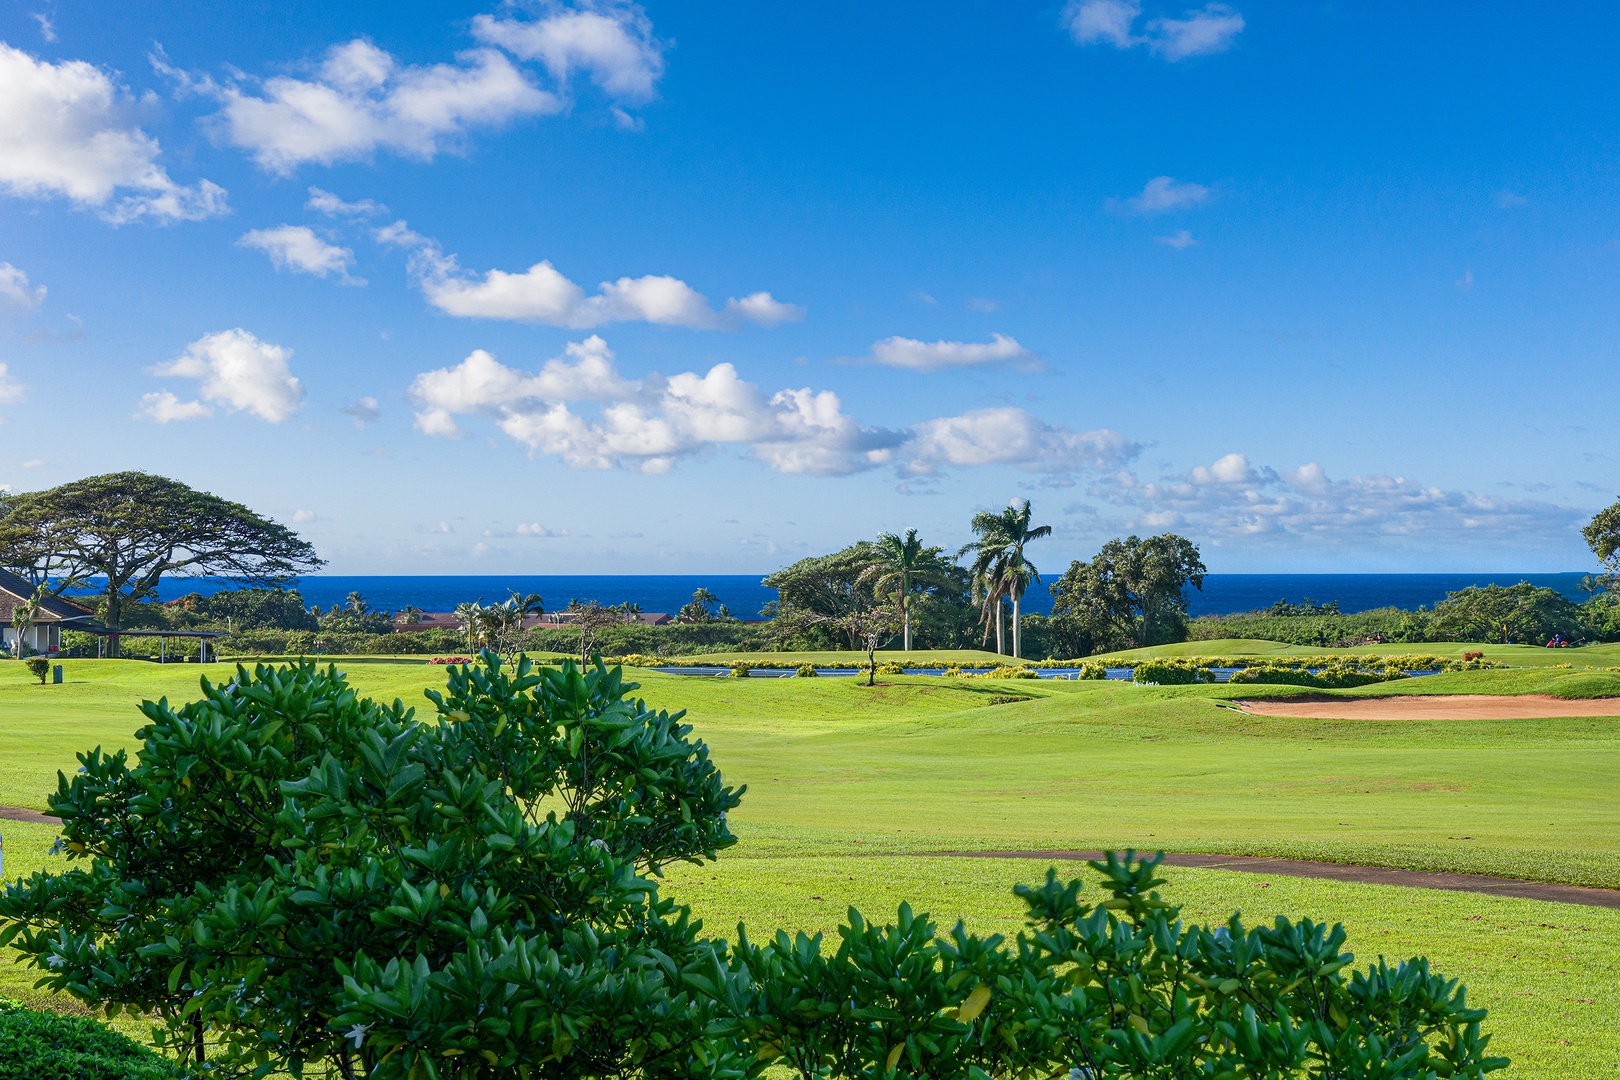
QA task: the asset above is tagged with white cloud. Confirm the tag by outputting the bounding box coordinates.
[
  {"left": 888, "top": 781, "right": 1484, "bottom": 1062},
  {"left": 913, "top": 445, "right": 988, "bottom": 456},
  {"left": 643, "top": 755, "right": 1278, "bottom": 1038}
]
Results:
[
  {"left": 0, "top": 263, "right": 45, "bottom": 309},
  {"left": 1121, "top": 176, "right": 1208, "bottom": 214},
  {"left": 903, "top": 407, "right": 1138, "bottom": 477},
  {"left": 1156, "top": 229, "right": 1196, "bottom": 249},
  {"left": 146, "top": 328, "right": 304, "bottom": 423},
  {"left": 410, "top": 337, "right": 901, "bottom": 475},
  {"left": 868, "top": 333, "right": 1033, "bottom": 372},
  {"left": 408, "top": 340, "right": 1144, "bottom": 481},
  {"left": 291, "top": 509, "right": 317, "bottom": 523},
  {"left": 0, "top": 42, "right": 227, "bottom": 222},
  {"left": 1064, "top": 0, "right": 1140, "bottom": 47},
  {"left": 1100, "top": 454, "right": 1584, "bottom": 547},
  {"left": 0, "top": 363, "right": 24, "bottom": 403},
  {"left": 239, "top": 225, "right": 361, "bottom": 282},
  {"left": 471, "top": 4, "right": 664, "bottom": 102},
  {"left": 206, "top": 40, "right": 559, "bottom": 173},
  {"left": 1063, "top": 1, "right": 1243, "bottom": 60},
  {"left": 1496, "top": 190, "right": 1528, "bottom": 209},
  {"left": 723, "top": 291, "right": 806, "bottom": 327},
  {"left": 388, "top": 225, "right": 798, "bottom": 330},
  {"left": 21, "top": 458, "right": 43, "bottom": 468},
  {"left": 514, "top": 521, "right": 566, "bottom": 537},
  {"left": 32, "top": 13, "right": 56, "bottom": 43},
  {"left": 341, "top": 396, "right": 381, "bottom": 428},
  {"left": 306, "top": 186, "right": 384, "bottom": 216},
  {"left": 1147, "top": 4, "right": 1246, "bottom": 60},
  {"left": 138, "top": 390, "right": 213, "bottom": 423}
]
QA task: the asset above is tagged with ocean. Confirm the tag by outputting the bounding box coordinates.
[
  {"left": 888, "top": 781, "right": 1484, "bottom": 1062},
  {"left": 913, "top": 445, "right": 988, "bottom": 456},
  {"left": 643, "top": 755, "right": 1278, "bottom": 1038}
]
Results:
[{"left": 145, "top": 572, "right": 1597, "bottom": 618}]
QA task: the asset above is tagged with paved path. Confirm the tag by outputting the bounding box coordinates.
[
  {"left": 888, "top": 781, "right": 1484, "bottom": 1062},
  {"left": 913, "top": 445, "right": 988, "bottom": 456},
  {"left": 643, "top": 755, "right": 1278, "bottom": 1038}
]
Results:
[
  {"left": 0, "top": 806, "right": 57, "bottom": 824},
  {"left": 909, "top": 850, "right": 1620, "bottom": 909}
]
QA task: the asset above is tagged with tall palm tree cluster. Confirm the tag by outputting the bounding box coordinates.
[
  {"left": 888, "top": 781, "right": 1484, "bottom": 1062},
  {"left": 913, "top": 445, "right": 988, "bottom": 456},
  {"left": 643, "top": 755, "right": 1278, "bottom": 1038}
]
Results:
[
  {"left": 860, "top": 499, "right": 1050, "bottom": 659},
  {"left": 453, "top": 592, "right": 544, "bottom": 660}
]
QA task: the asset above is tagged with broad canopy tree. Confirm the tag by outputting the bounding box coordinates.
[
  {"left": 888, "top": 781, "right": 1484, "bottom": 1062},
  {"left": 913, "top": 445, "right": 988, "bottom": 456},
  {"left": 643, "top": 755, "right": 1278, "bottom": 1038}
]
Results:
[
  {"left": 0, "top": 472, "right": 323, "bottom": 655},
  {"left": 1049, "top": 533, "right": 1207, "bottom": 655}
]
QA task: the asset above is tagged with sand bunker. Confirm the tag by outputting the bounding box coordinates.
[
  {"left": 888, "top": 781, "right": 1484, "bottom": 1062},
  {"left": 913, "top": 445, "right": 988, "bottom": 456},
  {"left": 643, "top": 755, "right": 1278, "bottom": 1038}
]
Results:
[{"left": 1234, "top": 694, "right": 1620, "bottom": 720}]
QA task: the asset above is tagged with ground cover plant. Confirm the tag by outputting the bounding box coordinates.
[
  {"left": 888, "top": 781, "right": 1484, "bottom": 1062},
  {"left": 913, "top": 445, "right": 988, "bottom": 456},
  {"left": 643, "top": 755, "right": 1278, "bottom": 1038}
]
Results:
[
  {"left": 0, "top": 997, "right": 178, "bottom": 1079},
  {"left": 0, "top": 656, "right": 1513, "bottom": 1078}
]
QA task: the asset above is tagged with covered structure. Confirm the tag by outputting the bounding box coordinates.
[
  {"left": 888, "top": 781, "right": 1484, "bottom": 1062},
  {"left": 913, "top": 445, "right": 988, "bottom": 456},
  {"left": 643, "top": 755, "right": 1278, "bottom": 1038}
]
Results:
[{"left": 0, "top": 568, "right": 96, "bottom": 657}]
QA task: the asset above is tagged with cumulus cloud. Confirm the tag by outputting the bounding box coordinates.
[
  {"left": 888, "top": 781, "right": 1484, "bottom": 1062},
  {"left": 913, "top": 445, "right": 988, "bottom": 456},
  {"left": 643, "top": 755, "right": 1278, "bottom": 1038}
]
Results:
[
  {"left": 1063, "top": 1, "right": 1244, "bottom": 60},
  {"left": 1099, "top": 452, "right": 1586, "bottom": 547},
  {"left": 202, "top": 40, "right": 559, "bottom": 173},
  {"left": 138, "top": 390, "right": 213, "bottom": 423},
  {"left": 382, "top": 223, "right": 799, "bottom": 329},
  {"left": 471, "top": 3, "right": 664, "bottom": 102},
  {"left": 291, "top": 509, "right": 317, "bottom": 523},
  {"left": 723, "top": 291, "right": 806, "bottom": 327},
  {"left": 868, "top": 333, "right": 1033, "bottom": 372},
  {"left": 408, "top": 338, "right": 1141, "bottom": 481},
  {"left": 144, "top": 328, "right": 304, "bottom": 423},
  {"left": 409, "top": 336, "right": 900, "bottom": 475},
  {"left": 903, "top": 408, "right": 1138, "bottom": 477},
  {"left": 0, "top": 263, "right": 45, "bottom": 309},
  {"left": 1119, "top": 176, "right": 1208, "bottom": 214},
  {"left": 0, "top": 42, "right": 227, "bottom": 222},
  {"left": 239, "top": 225, "right": 361, "bottom": 282}
]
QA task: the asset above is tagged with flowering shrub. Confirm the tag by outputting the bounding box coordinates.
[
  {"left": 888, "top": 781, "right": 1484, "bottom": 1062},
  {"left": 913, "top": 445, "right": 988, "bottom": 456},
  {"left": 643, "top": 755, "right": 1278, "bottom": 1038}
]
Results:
[
  {"left": 427, "top": 655, "right": 475, "bottom": 665},
  {"left": 795, "top": 663, "right": 818, "bottom": 677}
]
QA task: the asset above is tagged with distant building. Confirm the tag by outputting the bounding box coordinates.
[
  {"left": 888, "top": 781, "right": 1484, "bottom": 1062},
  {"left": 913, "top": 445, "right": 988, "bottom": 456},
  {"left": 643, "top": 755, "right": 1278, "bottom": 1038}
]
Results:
[{"left": 0, "top": 569, "right": 96, "bottom": 656}]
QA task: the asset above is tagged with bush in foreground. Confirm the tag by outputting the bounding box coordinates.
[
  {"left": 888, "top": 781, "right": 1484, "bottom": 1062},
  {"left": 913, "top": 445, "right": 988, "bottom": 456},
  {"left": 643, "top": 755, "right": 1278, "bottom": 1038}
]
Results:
[
  {"left": 0, "top": 999, "right": 177, "bottom": 1080},
  {"left": 0, "top": 655, "right": 1506, "bottom": 1079}
]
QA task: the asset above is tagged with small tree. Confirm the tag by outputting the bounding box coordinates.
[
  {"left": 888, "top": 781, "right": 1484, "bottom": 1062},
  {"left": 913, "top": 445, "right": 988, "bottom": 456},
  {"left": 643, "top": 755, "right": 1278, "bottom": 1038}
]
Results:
[
  {"left": 860, "top": 529, "right": 956, "bottom": 652},
  {"left": 1584, "top": 497, "right": 1620, "bottom": 586},
  {"left": 9, "top": 586, "right": 43, "bottom": 658},
  {"left": 565, "top": 599, "right": 637, "bottom": 665}
]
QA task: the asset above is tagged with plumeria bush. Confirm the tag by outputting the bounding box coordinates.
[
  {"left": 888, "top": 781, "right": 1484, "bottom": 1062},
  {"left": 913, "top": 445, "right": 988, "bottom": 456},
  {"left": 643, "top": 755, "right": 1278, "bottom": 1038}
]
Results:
[{"left": 0, "top": 655, "right": 1506, "bottom": 1079}]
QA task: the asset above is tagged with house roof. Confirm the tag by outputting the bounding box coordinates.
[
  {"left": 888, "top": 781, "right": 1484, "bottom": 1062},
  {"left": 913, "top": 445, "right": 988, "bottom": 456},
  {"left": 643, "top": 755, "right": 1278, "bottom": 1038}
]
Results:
[{"left": 0, "top": 568, "right": 97, "bottom": 624}]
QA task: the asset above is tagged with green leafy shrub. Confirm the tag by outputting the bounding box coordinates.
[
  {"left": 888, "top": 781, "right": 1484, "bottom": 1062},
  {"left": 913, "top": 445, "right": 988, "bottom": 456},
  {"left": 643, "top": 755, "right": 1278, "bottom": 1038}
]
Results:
[
  {"left": 876, "top": 660, "right": 906, "bottom": 675},
  {"left": 713, "top": 854, "right": 1506, "bottom": 1080},
  {"left": 1228, "top": 665, "right": 1409, "bottom": 689},
  {"left": 0, "top": 656, "right": 744, "bottom": 1077},
  {"left": 1074, "top": 661, "right": 1108, "bottom": 679},
  {"left": 0, "top": 999, "right": 177, "bottom": 1079},
  {"left": 729, "top": 660, "right": 753, "bottom": 677},
  {"left": 795, "top": 663, "right": 818, "bottom": 677},
  {"left": 23, "top": 658, "right": 48, "bottom": 684},
  {"left": 1132, "top": 659, "right": 1215, "bottom": 684}
]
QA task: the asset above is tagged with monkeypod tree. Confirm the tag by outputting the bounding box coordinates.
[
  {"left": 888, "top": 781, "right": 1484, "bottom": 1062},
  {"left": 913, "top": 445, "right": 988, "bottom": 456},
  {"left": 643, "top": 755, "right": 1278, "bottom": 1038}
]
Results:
[
  {"left": 0, "top": 472, "right": 323, "bottom": 655},
  {"left": 0, "top": 655, "right": 745, "bottom": 1079}
]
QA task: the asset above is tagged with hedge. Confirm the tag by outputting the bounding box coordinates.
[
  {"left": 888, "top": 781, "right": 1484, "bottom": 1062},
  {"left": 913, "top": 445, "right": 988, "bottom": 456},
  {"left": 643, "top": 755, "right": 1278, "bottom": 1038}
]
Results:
[{"left": 0, "top": 1000, "right": 177, "bottom": 1080}]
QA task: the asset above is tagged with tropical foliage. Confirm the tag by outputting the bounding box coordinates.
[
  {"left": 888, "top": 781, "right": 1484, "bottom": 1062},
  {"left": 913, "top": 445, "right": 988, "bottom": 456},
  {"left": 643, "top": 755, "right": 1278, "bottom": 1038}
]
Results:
[
  {"left": 1049, "top": 534, "right": 1207, "bottom": 656},
  {"left": 961, "top": 501, "right": 1051, "bottom": 659}
]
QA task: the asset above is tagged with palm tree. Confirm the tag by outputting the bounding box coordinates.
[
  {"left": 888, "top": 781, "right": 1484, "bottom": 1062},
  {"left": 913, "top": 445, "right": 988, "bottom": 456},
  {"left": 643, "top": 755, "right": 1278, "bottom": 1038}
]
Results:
[
  {"left": 394, "top": 605, "right": 425, "bottom": 626},
  {"left": 962, "top": 500, "right": 1051, "bottom": 659},
  {"left": 453, "top": 600, "right": 486, "bottom": 649},
  {"left": 861, "top": 529, "right": 955, "bottom": 652},
  {"left": 344, "top": 591, "right": 369, "bottom": 615}
]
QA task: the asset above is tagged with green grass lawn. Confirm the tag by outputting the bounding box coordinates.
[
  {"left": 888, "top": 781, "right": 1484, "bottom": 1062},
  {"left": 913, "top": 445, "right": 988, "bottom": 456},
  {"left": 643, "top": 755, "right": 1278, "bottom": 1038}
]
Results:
[
  {"left": 2, "top": 653, "right": 1619, "bottom": 1076},
  {"left": 1093, "top": 638, "right": 1620, "bottom": 668}
]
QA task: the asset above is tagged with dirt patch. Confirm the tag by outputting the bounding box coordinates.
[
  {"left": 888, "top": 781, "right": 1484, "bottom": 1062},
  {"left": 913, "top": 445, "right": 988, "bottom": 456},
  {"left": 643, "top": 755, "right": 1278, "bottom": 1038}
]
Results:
[
  {"left": 0, "top": 806, "right": 57, "bottom": 824},
  {"left": 1234, "top": 694, "right": 1620, "bottom": 720},
  {"left": 905, "top": 851, "right": 1620, "bottom": 909}
]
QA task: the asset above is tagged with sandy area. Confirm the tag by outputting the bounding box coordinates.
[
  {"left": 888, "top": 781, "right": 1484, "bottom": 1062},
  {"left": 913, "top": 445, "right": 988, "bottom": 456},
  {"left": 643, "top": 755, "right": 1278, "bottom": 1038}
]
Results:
[{"left": 1233, "top": 694, "right": 1620, "bottom": 720}]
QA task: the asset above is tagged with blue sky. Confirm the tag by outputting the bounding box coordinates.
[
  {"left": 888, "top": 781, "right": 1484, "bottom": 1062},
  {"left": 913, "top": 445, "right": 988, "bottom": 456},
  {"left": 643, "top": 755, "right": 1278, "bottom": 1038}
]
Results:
[{"left": 1, "top": 1, "right": 1615, "bottom": 574}]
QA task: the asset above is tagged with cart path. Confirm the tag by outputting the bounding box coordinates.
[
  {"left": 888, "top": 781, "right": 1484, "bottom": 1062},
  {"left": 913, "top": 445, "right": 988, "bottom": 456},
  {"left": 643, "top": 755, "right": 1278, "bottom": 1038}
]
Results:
[{"left": 903, "top": 850, "right": 1620, "bottom": 909}]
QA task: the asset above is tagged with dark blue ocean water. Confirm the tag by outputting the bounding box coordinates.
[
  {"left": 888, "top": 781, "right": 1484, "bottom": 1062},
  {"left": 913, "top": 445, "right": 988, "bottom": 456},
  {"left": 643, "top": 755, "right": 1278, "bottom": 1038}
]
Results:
[{"left": 146, "top": 572, "right": 1596, "bottom": 618}]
